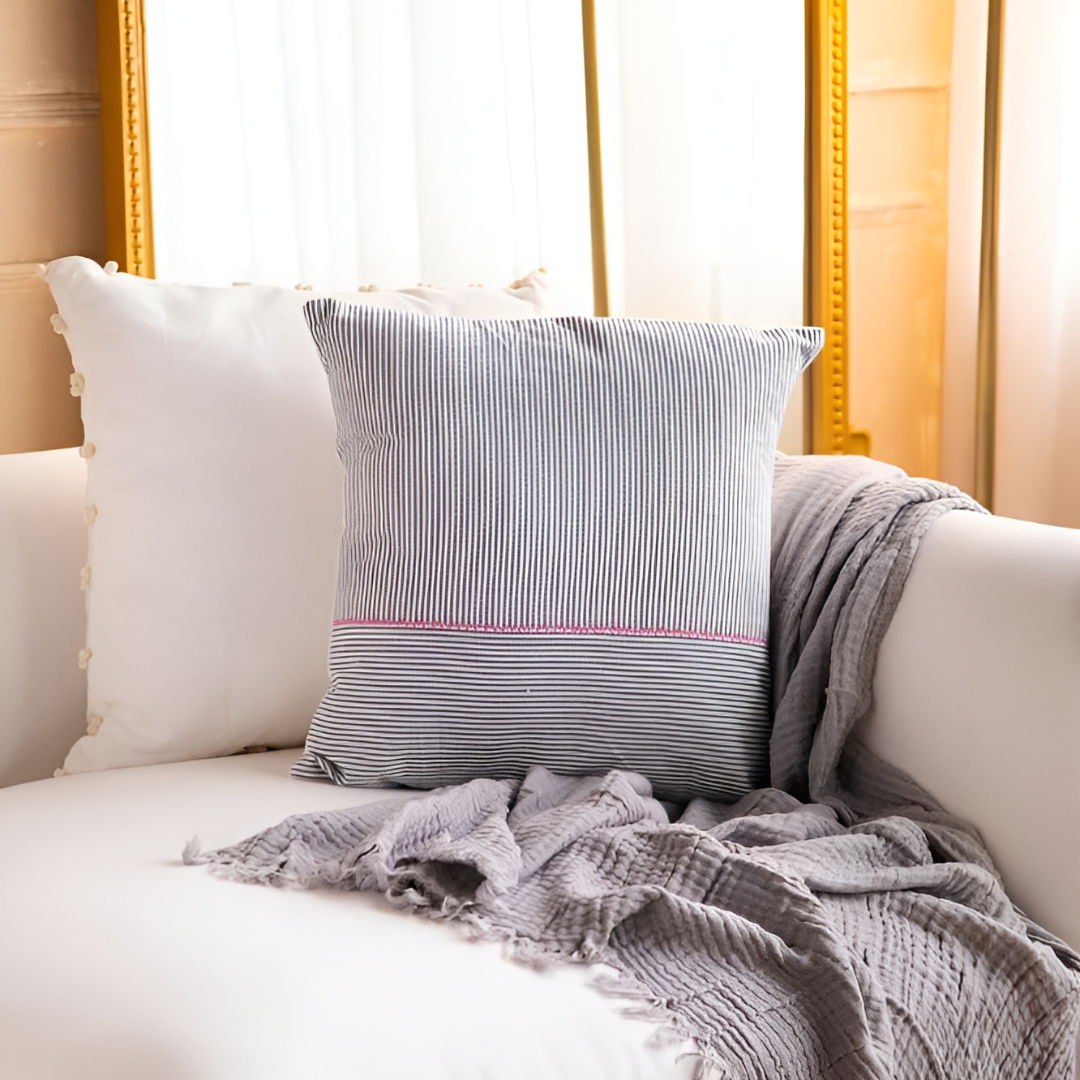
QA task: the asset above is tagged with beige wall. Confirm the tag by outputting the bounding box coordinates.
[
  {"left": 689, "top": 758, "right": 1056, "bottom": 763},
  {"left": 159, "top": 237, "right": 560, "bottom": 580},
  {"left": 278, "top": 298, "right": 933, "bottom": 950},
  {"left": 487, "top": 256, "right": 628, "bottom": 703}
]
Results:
[
  {"left": 847, "top": 0, "right": 955, "bottom": 480},
  {"left": 0, "top": 0, "right": 102, "bottom": 454}
]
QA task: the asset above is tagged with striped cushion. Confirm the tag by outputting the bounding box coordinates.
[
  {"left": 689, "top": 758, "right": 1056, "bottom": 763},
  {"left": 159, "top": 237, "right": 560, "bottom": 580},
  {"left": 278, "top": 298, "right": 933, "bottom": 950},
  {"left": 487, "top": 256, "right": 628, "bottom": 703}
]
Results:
[{"left": 297, "top": 305, "right": 822, "bottom": 801}]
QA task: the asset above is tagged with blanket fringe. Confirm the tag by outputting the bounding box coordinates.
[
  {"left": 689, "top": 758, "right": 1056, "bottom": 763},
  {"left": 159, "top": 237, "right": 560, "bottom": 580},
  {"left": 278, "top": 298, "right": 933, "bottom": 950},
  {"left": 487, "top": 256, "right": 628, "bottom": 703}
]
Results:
[
  {"left": 592, "top": 970, "right": 739, "bottom": 1079},
  {"left": 417, "top": 900, "right": 738, "bottom": 1077},
  {"left": 182, "top": 838, "right": 299, "bottom": 888}
]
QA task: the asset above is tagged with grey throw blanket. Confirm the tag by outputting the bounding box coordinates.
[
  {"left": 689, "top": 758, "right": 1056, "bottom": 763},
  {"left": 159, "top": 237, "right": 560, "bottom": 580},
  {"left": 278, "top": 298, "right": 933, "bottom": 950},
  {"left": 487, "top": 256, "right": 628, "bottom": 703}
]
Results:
[{"left": 187, "top": 454, "right": 1080, "bottom": 1079}]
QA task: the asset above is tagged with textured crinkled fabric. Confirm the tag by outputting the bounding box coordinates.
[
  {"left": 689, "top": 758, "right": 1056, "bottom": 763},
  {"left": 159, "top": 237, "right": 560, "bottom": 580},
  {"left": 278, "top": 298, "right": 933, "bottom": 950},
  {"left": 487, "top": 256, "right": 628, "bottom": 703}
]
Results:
[{"left": 188, "top": 454, "right": 1080, "bottom": 1079}]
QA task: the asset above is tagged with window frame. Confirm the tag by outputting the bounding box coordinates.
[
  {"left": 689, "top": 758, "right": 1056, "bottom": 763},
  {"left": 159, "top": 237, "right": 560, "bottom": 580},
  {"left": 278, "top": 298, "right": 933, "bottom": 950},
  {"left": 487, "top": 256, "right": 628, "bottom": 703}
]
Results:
[{"left": 96, "top": 0, "right": 851, "bottom": 454}]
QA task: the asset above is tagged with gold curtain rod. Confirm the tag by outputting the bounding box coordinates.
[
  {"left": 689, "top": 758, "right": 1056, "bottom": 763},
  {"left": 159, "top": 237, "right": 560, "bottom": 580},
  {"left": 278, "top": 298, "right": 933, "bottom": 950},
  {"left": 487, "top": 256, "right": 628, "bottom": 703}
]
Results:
[
  {"left": 974, "top": 0, "right": 1005, "bottom": 510},
  {"left": 581, "top": 0, "right": 610, "bottom": 318}
]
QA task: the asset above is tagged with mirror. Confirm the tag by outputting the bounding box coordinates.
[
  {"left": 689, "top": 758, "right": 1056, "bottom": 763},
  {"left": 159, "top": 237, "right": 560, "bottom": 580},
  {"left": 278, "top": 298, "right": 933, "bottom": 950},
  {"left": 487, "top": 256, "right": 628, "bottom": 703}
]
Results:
[{"left": 95, "top": 0, "right": 852, "bottom": 455}]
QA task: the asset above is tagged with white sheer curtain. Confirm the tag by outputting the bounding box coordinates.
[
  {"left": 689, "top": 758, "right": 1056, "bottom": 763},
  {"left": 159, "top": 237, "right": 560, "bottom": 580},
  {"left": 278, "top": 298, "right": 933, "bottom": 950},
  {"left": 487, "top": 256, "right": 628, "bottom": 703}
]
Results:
[
  {"left": 994, "top": 0, "right": 1080, "bottom": 526},
  {"left": 145, "top": 1, "right": 806, "bottom": 366},
  {"left": 145, "top": 0, "right": 594, "bottom": 309},
  {"left": 594, "top": 0, "right": 805, "bottom": 330}
]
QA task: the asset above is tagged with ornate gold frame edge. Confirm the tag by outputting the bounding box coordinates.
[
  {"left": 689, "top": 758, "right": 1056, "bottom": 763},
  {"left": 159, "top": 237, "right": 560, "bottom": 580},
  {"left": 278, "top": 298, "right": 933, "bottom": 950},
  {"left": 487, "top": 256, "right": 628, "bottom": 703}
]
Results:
[
  {"left": 805, "top": 0, "right": 851, "bottom": 454},
  {"left": 101, "top": 0, "right": 849, "bottom": 445},
  {"left": 96, "top": 0, "right": 155, "bottom": 277}
]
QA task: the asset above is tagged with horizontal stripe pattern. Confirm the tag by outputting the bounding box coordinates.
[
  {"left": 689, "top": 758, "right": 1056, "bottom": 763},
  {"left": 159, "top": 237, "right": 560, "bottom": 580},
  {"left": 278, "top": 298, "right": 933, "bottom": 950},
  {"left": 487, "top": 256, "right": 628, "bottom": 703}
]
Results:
[
  {"left": 300, "top": 305, "right": 821, "bottom": 800},
  {"left": 293, "top": 629, "right": 771, "bottom": 802},
  {"left": 332, "top": 617, "right": 766, "bottom": 647}
]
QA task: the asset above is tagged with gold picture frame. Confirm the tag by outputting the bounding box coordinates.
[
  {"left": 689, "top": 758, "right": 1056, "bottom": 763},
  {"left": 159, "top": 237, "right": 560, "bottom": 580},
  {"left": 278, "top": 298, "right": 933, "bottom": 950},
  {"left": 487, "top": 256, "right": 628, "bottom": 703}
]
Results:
[
  {"left": 805, "top": 0, "right": 851, "bottom": 455},
  {"left": 96, "top": 0, "right": 155, "bottom": 279},
  {"left": 96, "top": 0, "right": 851, "bottom": 453}
]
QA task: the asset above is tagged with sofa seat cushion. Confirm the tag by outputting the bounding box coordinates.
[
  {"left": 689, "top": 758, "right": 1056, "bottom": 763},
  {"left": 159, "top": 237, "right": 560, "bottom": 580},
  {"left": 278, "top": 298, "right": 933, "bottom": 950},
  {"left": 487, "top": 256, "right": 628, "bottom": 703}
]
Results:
[{"left": 0, "top": 751, "right": 689, "bottom": 1080}]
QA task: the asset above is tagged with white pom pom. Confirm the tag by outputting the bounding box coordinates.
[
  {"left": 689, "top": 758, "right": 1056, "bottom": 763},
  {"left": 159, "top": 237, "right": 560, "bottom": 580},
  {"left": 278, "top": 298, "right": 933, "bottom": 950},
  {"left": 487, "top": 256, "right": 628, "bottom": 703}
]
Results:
[
  {"left": 50, "top": 313, "right": 68, "bottom": 334},
  {"left": 104, "top": 261, "right": 119, "bottom": 276},
  {"left": 69, "top": 372, "right": 85, "bottom": 397},
  {"left": 77, "top": 647, "right": 92, "bottom": 670}
]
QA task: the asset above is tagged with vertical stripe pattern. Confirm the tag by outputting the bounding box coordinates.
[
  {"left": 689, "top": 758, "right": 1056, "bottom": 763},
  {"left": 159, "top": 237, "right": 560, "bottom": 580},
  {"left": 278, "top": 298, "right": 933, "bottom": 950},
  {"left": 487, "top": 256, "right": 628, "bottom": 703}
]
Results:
[{"left": 296, "top": 304, "right": 821, "bottom": 801}]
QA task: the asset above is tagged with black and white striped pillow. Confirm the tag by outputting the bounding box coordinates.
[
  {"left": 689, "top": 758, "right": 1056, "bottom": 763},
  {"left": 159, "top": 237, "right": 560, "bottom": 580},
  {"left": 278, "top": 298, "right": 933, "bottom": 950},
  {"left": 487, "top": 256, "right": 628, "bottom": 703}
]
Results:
[{"left": 296, "top": 304, "right": 821, "bottom": 801}]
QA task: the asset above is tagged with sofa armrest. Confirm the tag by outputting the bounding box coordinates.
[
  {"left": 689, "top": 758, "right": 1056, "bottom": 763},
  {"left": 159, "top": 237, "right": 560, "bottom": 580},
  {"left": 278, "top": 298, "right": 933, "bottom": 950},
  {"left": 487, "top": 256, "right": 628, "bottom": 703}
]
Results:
[
  {"left": 858, "top": 509, "right": 1080, "bottom": 951},
  {"left": 0, "top": 448, "right": 88, "bottom": 787}
]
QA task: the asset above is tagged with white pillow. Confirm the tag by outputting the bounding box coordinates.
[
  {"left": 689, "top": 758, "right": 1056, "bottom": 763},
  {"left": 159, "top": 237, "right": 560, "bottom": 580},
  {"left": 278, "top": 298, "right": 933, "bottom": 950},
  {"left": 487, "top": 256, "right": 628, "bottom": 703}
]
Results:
[{"left": 45, "top": 257, "right": 547, "bottom": 774}]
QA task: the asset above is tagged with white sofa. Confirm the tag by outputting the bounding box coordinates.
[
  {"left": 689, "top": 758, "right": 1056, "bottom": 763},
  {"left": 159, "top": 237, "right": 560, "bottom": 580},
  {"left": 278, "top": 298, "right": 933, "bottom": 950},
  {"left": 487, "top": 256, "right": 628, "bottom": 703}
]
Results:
[{"left": 1, "top": 446, "right": 1077, "bottom": 1079}]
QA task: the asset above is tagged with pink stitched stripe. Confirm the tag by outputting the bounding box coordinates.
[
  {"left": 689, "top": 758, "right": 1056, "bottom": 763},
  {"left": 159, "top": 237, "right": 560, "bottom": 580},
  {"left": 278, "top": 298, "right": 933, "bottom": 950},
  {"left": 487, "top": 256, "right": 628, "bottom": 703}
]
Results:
[{"left": 332, "top": 618, "right": 766, "bottom": 647}]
